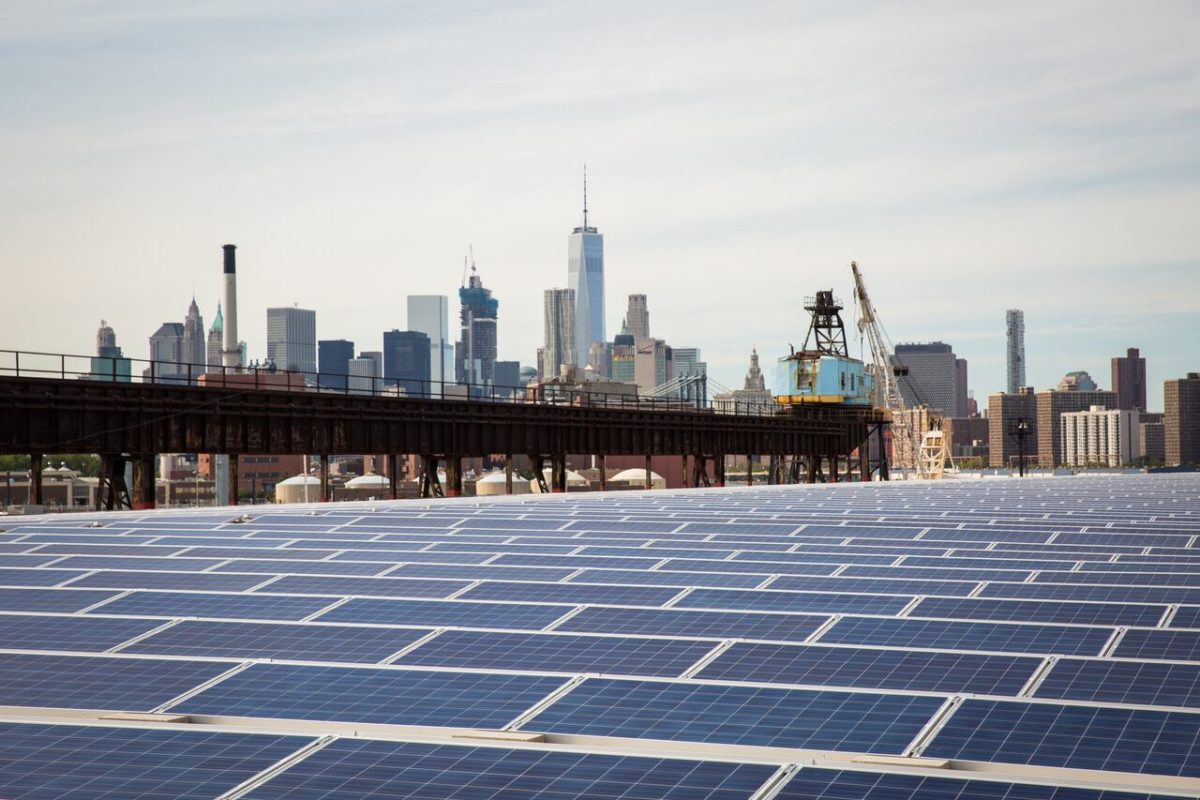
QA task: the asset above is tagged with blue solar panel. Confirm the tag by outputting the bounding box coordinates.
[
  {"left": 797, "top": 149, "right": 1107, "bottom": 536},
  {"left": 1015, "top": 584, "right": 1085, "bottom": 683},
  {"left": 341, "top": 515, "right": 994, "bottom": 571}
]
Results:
[
  {"left": 679, "top": 521, "right": 800, "bottom": 534},
  {"left": 1035, "top": 658, "right": 1200, "bottom": 708},
  {"left": 177, "top": 546, "right": 341, "bottom": 560},
  {"left": 769, "top": 574, "right": 981, "bottom": 596},
  {"left": 0, "top": 652, "right": 235, "bottom": 710},
  {"left": 68, "top": 569, "right": 272, "bottom": 591},
  {"left": 557, "top": 605, "right": 827, "bottom": 642},
  {"left": 519, "top": 677, "right": 942, "bottom": 752},
  {"left": 773, "top": 767, "right": 1184, "bottom": 800},
  {"left": 1113, "top": 629, "right": 1200, "bottom": 661},
  {"left": 174, "top": 663, "right": 566, "bottom": 728},
  {"left": 0, "top": 722, "right": 310, "bottom": 799},
  {"left": 386, "top": 563, "right": 579, "bottom": 581},
  {"left": 46, "top": 555, "right": 227, "bottom": 571},
  {"left": 661, "top": 558, "right": 838, "bottom": 577},
  {"left": 567, "top": 567, "right": 767, "bottom": 589},
  {"left": 215, "top": 558, "right": 394, "bottom": 576},
  {"left": 1037, "top": 570, "right": 1198, "bottom": 587},
  {"left": 697, "top": 642, "right": 1040, "bottom": 695},
  {"left": 840, "top": 564, "right": 1035, "bottom": 582},
  {"left": 394, "top": 629, "right": 717, "bottom": 676},
  {"left": 0, "top": 586, "right": 116, "bottom": 613},
  {"left": 818, "top": 617, "right": 1114, "bottom": 656},
  {"left": 459, "top": 581, "right": 682, "bottom": 607},
  {"left": 924, "top": 698, "right": 1200, "bottom": 777},
  {"left": 1170, "top": 605, "right": 1200, "bottom": 629},
  {"left": 29, "top": 543, "right": 188, "bottom": 557},
  {"left": 488, "top": 553, "right": 667, "bottom": 570},
  {"left": 252, "top": 574, "right": 471, "bottom": 598},
  {"left": 91, "top": 590, "right": 337, "bottom": 620},
  {"left": 981, "top": 581, "right": 1200, "bottom": 605},
  {"left": 911, "top": 596, "right": 1167, "bottom": 627},
  {"left": 676, "top": 588, "right": 913, "bottom": 615},
  {"left": 330, "top": 549, "right": 498, "bottom": 564},
  {"left": 0, "top": 613, "right": 167, "bottom": 652},
  {"left": 247, "top": 739, "right": 779, "bottom": 800},
  {"left": 318, "top": 597, "right": 573, "bottom": 629},
  {"left": 122, "top": 619, "right": 432, "bottom": 663}
]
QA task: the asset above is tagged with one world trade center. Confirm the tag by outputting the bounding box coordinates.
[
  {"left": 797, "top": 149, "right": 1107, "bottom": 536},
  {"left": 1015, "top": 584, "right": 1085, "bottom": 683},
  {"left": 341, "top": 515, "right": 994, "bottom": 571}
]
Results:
[{"left": 568, "top": 168, "right": 605, "bottom": 368}]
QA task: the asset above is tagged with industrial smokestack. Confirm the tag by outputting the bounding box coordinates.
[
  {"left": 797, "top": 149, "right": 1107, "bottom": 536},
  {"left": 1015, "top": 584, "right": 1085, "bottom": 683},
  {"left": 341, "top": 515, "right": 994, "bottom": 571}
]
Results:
[{"left": 221, "top": 244, "right": 240, "bottom": 369}]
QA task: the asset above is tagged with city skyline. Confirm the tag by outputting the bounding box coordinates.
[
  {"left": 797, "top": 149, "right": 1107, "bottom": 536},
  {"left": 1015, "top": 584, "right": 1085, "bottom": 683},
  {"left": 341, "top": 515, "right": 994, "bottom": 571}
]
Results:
[{"left": 1, "top": 3, "right": 1197, "bottom": 408}]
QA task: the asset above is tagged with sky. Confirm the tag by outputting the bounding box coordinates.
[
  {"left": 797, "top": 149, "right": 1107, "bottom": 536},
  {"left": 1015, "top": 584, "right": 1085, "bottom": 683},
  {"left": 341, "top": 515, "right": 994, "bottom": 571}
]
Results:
[{"left": 1, "top": 1, "right": 1197, "bottom": 409}]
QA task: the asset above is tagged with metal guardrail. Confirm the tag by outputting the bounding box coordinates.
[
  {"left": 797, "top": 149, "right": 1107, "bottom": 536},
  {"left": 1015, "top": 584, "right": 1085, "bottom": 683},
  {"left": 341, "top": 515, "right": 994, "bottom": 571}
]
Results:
[{"left": 0, "top": 349, "right": 786, "bottom": 418}]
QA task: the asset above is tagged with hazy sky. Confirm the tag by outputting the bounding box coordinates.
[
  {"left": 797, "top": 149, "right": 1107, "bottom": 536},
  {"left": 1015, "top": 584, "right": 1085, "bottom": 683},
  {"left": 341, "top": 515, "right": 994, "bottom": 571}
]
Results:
[{"left": 2, "top": 1, "right": 1197, "bottom": 408}]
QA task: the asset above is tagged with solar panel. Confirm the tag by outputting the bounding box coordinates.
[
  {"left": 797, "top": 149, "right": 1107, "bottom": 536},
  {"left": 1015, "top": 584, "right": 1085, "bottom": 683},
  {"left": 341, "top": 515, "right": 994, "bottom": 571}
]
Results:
[
  {"left": 0, "top": 554, "right": 63, "bottom": 568},
  {"left": 0, "top": 652, "right": 234, "bottom": 711},
  {"left": 696, "top": 642, "right": 1040, "bottom": 694},
  {"left": 317, "top": 597, "right": 574, "bottom": 629},
  {"left": 173, "top": 663, "right": 567, "bottom": 728},
  {"left": 773, "top": 767, "right": 1185, "bottom": 800},
  {"left": 252, "top": 574, "right": 472, "bottom": 598},
  {"left": 910, "top": 596, "right": 1167, "bottom": 627},
  {"left": 0, "top": 586, "right": 117, "bottom": 613},
  {"left": 90, "top": 590, "right": 338, "bottom": 621},
  {"left": 393, "top": 629, "right": 717, "bottom": 676},
  {"left": 817, "top": 616, "right": 1114, "bottom": 656},
  {"left": 980, "top": 582, "right": 1200, "bottom": 605},
  {"left": 769, "top": 574, "right": 981, "bottom": 596},
  {"left": 675, "top": 588, "right": 913, "bottom": 615},
  {"left": 458, "top": 580, "right": 682, "bottom": 607},
  {"left": 246, "top": 739, "right": 780, "bottom": 800},
  {"left": 68, "top": 569, "right": 272, "bottom": 591},
  {"left": 566, "top": 567, "right": 767, "bottom": 589},
  {"left": 122, "top": 619, "right": 432, "bottom": 663},
  {"left": 519, "top": 677, "right": 943, "bottom": 752},
  {"left": 0, "top": 722, "right": 310, "bottom": 800},
  {"left": 1035, "top": 658, "right": 1200, "bottom": 708},
  {"left": 0, "top": 612, "right": 168, "bottom": 652},
  {"left": 1112, "top": 629, "right": 1200, "bottom": 661},
  {"left": 215, "top": 558, "right": 394, "bottom": 576},
  {"left": 923, "top": 698, "right": 1200, "bottom": 777},
  {"left": 557, "top": 605, "right": 828, "bottom": 642},
  {"left": 385, "top": 563, "right": 579, "bottom": 582},
  {"left": 46, "top": 555, "right": 228, "bottom": 571},
  {"left": 1169, "top": 605, "right": 1200, "bottom": 629}
]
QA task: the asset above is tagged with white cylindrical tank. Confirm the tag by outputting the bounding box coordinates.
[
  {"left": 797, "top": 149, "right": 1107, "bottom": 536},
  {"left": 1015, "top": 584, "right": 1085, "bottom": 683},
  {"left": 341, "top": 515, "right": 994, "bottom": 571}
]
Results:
[
  {"left": 275, "top": 474, "right": 321, "bottom": 504},
  {"left": 476, "top": 470, "right": 530, "bottom": 496},
  {"left": 610, "top": 468, "right": 666, "bottom": 490}
]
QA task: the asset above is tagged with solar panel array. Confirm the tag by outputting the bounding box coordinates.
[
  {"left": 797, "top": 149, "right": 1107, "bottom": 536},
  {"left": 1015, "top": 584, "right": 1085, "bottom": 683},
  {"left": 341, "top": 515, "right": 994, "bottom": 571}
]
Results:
[{"left": 1, "top": 474, "right": 1199, "bottom": 798}]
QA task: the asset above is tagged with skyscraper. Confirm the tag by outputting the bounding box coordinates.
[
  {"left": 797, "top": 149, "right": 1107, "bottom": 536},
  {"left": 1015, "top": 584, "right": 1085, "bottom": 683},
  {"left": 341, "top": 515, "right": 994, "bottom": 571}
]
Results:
[
  {"left": 626, "top": 294, "right": 649, "bottom": 341},
  {"left": 145, "top": 322, "right": 185, "bottom": 382},
  {"left": 456, "top": 260, "right": 498, "bottom": 386},
  {"left": 1164, "top": 373, "right": 1200, "bottom": 466},
  {"left": 1006, "top": 309, "right": 1025, "bottom": 393},
  {"left": 408, "top": 295, "right": 454, "bottom": 388},
  {"left": 318, "top": 339, "right": 355, "bottom": 390},
  {"left": 1112, "top": 347, "right": 1147, "bottom": 412},
  {"left": 383, "top": 330, "right": 432, "bottom": 396},
  {"left": 955, "top": 358, "right": 969, "bottom": 418},
  {"left": 672, "top": 346, "right": 707, "bottom": 403},
  {"left": 206, "top": 303, "right": 223, "bottom": 368},
  {"left": 266, "top": 306, "right": 317, "bottom": 376},
  {"left": 96, "top": 320, "right": 118, "bottom": 358},
  {"left": 891, "top": 342, "right": 960, "bottom": 416},
  {"left": 91, "top": 320, "right": 130, "bottom": 382},
  {"left": 181, "top": 297, "right": 206, "bottom": 372},
  {"left": 542, "top": 288, "right": 576, "bottom": 380},
  {"left": 568, "top": 169, "right": 605, "bottom": 366}
]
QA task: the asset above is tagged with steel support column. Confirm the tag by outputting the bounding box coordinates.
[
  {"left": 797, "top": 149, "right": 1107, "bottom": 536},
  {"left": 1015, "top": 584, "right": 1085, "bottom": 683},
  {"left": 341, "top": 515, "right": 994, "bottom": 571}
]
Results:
[
  {"left": 387, "top": 454, "right": 399, "bottom": 499},
  {"left": 644, "top": 454, "right": 653, "bottom": 490},
  {"left": 551, "top": 454, "right": 566, "bottom": 493},
  {"left": 531, "top": 456, "right": 548, "bottom": 493},
  {"left": 714, "top": 455, "right": 725, "bottom": 487},
  {"left": 132, "top": 454, "right": 155, "bottom": 510},
  {"left": 227, "top": 456, "right": 239, "bottom": 506},
  {"left": 319, "top": 455, "right": 330, "bottom": 503},
  {"left": 419, "top": 455, "right": 443, "bottom": 498},
  {"left": 746, "top": 456, "right": 754, "bottom": 486},
  {"left": 597, "top": 454, "right": 606, "bottom": 492},
  {"left": 505, "top": 454, "right": 513, "bottom": 495},
  {"left": 681, "top": 454, "right": 689, "bottom": 488},
  {"left": 28, "top": 453, "right": 42, "bottom": 506},
  {"left": 446, "top": 457, "right": 463, "bottom": 497}
]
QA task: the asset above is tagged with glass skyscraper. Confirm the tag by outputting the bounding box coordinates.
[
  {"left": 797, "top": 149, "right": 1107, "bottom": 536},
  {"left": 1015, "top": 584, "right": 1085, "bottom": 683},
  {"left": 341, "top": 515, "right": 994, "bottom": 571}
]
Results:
[{"left": 568, "top": 172, "right": 605, "bottom": 367}]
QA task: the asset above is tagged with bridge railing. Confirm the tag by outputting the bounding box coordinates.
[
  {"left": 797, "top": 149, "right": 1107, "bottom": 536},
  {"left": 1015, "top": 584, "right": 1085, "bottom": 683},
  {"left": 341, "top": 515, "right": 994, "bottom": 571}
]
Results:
[{"left": 0, "top": 349, "right": 786, "bottom": 418}]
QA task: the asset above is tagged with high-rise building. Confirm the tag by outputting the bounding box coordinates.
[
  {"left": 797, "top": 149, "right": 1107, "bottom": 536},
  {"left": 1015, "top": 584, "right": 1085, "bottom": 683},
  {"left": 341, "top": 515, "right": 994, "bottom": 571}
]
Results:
[
  {"left": 634, "top": 339, "right": 672, "bottom": 394},
  {"left": 182, "top": 297, "right": 206, "bottom": 372},
  {"left": 1006, "top": 309, "right": 1025, "bottom": 394},
  {"left": 266, "top": 306, "right": 317, "bottom": 376},
  {"left": 672, "top": 347, "right": 707, "bottom": 404},
  {"left": 1139, "top": 420, "right": 1165, "bottom": 463},
  {"left": 626, "top": 294, "right": 649, "bottom": 342},
  {"left": 1061, "top": 406, "right": 1140, "bottom": 467},
  {"left": 145, "top": 322, "right": 185, "bottom": 383},
  {"left": 408, "top": 295, "right": 454, "bottom": 389},
  {"left": 1035, "top": 388, "right": 1117, "bottom": 467},
  {"left": 568, "top": 170, "right": 605, "bottom": 366},
  {"left": 611, "top": 320, "right": 636, "bottom": 384},
  {"left": 91, "top": 320, "right": 130, "bottom": 382},
  {"left": 987, "top": 387, "right": 1038, "bottom": 468},
  {"left": 456, "top": 261, "right": 498, "bottom": 386},
  {"left": 891, "top": 342, "right": 960, "bottom": 416},
  {"left": 493, "top": 361, "right": 521, "bottom": 397},
  {"left": 1164, "top": 373, "right": 1200, "bottom": 466},
  {"left": 318, "top": 339, "right": 355, "bottom": 390},
  {"left": 1057, "top": 371, "right": 1098, "bottom": 392},
  {"left": 542, "top": 288, "right": 576, "bottom": 380},
  {"left": 587, "top": 341, "right": 613, "bottom": 378},
  {"left": 347, "top": 355, "right": 381, "bottom": 395},
  {"left": 954, "top": 358, "right": 969, "bottom": 418},
  {"left": 206, "top": 303, "right": 223, "bottom": 368},
  {"left": 383, "top": 330, "right": 432, "bottom": 397},
  {"left": 1112, "top": 347, "right": 1147, "bottom": 412}
]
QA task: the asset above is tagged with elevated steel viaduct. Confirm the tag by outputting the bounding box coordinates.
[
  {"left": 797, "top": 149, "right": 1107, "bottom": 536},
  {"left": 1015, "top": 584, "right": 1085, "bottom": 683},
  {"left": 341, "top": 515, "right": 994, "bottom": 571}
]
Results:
[{"left": 0, "top": 375, "right": 885, "bottom": 510}]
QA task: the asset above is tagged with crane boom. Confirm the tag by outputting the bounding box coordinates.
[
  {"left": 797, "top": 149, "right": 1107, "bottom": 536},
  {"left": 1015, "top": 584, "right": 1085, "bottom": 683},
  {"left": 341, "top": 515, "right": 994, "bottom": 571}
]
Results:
[{"left": 849, "top": 261, "right": 927, "bottom": 479}]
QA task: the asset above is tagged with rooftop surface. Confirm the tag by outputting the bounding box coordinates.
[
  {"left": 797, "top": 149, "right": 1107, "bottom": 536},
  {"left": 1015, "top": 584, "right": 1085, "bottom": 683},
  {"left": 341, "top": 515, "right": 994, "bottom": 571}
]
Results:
[{"left": 1, "top": 474, "right": 1199, "bottom": 798}]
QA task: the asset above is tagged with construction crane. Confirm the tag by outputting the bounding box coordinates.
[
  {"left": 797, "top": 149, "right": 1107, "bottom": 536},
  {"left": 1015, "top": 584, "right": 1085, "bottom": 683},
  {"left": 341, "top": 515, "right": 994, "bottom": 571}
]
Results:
[{"left": 849, "top": 261, "right": 929, "bottom": 479}]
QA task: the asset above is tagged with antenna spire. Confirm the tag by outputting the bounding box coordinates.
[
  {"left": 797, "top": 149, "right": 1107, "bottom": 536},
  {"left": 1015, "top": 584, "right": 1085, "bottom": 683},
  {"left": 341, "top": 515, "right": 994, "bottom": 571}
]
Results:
[{"left": 582, "top": 163, "right": 588, "bottom": 229}]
